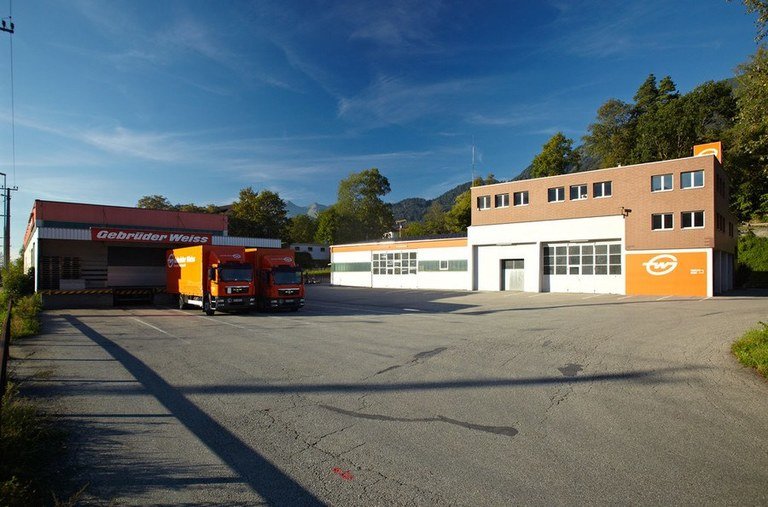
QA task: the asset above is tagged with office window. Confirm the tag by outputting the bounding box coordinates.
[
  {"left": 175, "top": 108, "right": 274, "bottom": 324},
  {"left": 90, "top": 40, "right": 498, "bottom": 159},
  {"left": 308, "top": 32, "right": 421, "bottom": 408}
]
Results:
[
  {"left": 548, "top": 187, "right": 565, "bottom": 202},
  {"left": 681, "top": 211, "right": 704, "bottom": 229},
  {"left": 652, "top": 213, "right": 673, "bottom": 230},
  {"left": 513, "top": 191, "right": 529, "bottom": 206},
  {"left": 495, "top": 193, "right": 509, "bottom": 208},
  {"left": 439, "top": 260, "right": 449, "bottom": 271},
  {"left": 651, "top": 174, "right": 673, "bottom": 192},
  {"left": 716, "top": 213, "right": 725, "bottom": 232},
  {"left": 570, "top": 184, "right": 587, "bottom": 200},
  {"left": 681, "top": 170, "right": 704, "bottom": 189},
  {"left": 477, "top": 195, "right": 491, "bottom": 210},
  {"left": 593, "top": 181, "right": 612, "bottom": 198},
  {"left": 543, "top": 242, "right": 621, "bottom": 276}
]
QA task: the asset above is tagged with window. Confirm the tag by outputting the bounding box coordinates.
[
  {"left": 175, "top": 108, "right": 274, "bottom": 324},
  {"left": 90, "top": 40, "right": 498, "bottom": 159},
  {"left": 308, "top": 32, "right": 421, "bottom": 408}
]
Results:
[
  {"left": 716, "top": 213, "right": 725, "bottom": 232},
  {"left": 477, "top": 195, "right": 491, "bottom": 210},
  {"left": 439, "top": 260, "right": 449, "bottom": 271},
  {"left": 494, "top": 193, "right": 509, "bottom": 208},
  {"left": 548, "top": 187, "right": 565, "bottom": 203},
  {"left": 570, "top": 184, "right": 587, "bottom": 200},
  {"left": 681, "top": 211, "right": 704, "bottom": 229},
  {"left": 513, "top": 191, "right": 529, "bottom": 206},
  {"left": 372, "top": 251, "right": 417, "bottom": 275},
  {"left": 543, "top": 242, "right": 621, "bottom": 276},
  {"left": 593, "top": 181, "right": 612, "bottom": 198},
  {"left": 652, "top": 213, "right": 673, "bottom": 230},
  {"left": 651, "top": 174, "right": 673, "bottom": 192},
  {"left": 681, "top": 170, "right": 704, "bottom": 189},
  {"left": 320, "top": 247, "right": 326, "bottom": 252},
  {"left": 294, "top": 246, "right": 300, "bottom": 251},
  {"left": 308, "top": 246, "right": 314, "bottom": 251}
]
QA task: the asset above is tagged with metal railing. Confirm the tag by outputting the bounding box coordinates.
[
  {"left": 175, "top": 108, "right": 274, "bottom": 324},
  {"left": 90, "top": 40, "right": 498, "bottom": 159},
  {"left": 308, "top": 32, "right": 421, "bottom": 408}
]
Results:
[{"left": 0, "top": 299, "right": 12, "bottom": 436}]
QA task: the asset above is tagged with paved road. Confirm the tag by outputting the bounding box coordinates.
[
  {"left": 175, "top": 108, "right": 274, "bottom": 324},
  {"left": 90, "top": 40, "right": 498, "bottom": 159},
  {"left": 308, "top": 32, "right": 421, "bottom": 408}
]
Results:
[{"left": 14, "top": 286, "right": 768, "bottom": 505}]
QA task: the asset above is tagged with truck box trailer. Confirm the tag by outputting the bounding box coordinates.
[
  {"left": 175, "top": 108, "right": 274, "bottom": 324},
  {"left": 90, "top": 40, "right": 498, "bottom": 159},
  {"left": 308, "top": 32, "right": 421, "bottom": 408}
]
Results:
[
  {"left": 166, "top": 245, "right": 256, "bottom": 315},
  {"left": 245, "top": 248, "right": 305, "bottom": 311}
]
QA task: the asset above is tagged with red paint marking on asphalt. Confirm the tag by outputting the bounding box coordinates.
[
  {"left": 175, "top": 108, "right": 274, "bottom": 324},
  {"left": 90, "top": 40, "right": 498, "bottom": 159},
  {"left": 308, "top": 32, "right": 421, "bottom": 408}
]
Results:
[{"left": 332, "top": 467, "right": 354, "bottom": 481}]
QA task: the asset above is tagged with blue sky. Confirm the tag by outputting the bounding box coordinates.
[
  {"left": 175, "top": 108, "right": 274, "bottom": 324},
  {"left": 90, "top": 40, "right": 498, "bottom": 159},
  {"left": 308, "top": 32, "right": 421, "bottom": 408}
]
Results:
[{"left": 0, "top": 0, "right": 760, "bottom": 251}]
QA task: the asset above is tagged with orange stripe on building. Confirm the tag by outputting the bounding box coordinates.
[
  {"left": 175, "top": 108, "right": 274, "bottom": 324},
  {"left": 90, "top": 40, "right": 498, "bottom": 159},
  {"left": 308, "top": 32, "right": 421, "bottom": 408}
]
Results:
[{"left": 331, "top": 238, "right": 467, "bottom": 253}]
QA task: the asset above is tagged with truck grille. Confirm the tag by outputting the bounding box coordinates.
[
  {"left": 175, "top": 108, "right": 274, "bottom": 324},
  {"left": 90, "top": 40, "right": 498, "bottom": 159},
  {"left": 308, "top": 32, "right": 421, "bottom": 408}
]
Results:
[
  {"left": 279, "top": 288, "right": 299, "bottom": 296},
  {"left": 228, "top": 286, "right": 249, "bottom": 294}
]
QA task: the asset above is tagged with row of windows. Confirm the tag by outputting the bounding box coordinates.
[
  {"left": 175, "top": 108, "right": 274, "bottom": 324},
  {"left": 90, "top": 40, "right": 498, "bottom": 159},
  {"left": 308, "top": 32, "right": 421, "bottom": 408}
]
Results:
[
  {"left": 478, "top": 181, "right": 612, "bottom": 210},
  {"left": 715, "top": 212, "right": 735, "bottom": 237},
  {"left": 478, "top": 169, "right": 707, "bottom": 212},
  {"left": 651, "top": 170, "right": 704, "bottom": 192},
  {"left": 543, "top": 243, "right": 622, "bottom": 276},
  {"left": 651, "top": 211, "right": 704, "bottom": 230},
  {"left": 293, "top": 246, "right": 326, "bottom": 252}
]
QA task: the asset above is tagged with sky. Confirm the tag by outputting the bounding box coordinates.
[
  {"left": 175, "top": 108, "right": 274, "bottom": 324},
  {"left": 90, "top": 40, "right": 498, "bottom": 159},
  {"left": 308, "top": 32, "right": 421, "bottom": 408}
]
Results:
[{"left": 0, "top": 0, "right": 761, "bottom": 254}]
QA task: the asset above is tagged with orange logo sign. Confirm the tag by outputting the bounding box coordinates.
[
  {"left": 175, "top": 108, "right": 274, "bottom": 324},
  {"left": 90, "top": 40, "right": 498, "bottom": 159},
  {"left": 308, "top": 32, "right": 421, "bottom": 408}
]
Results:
[
  {"left": 642, "top": 254, "right": 678, "bottom": 276},
  {"left": 693, "top": 142, "right": 722, "bottom": 162}
]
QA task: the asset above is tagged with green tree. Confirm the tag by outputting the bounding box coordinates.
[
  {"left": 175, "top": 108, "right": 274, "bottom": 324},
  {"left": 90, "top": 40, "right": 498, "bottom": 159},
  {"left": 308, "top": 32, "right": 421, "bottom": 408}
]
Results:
[
  {"left": 730, "top": 47, "right": 768, "bottom": 220},
  {"left": 0, "top": 258, "right": 34, "bottom": 300},
  {"left": 229, "top": 187, "right": 288, "bottom": 239},
  {"left": 583, "top": 99, "right": 635, "bottom": 167},
  {"left": 315, "top": 206, "right": 342, "bottom": 244},
  {"left": 445, "top": 174, "right": 496, "bottom": 232},
  {"left": 531, "top": 133, "right": 579, "bottom": 178},
  {"left": 423, "top": 201, "right": 449, "bottom": 234},
  {"left": 137, "top": 195, "right": 174, "bottom": 210},
  {"left": 633, "top": 74, "right": 659, "bottom": 115},
  {"left": 335, "top": 168, "right": 394, "bottom": 242},
  {"left": 736, "top": 0, "right": 768, "bottom": 41},
  {"left": 287, "top": 214, "right": 319, "bottom": 244}
]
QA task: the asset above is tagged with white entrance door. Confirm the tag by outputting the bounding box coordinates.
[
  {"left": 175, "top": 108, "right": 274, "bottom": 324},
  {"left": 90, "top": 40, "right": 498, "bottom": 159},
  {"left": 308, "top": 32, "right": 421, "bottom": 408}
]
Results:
[{"left": 501, "top": 259, "right": 524, "bottom": 291}]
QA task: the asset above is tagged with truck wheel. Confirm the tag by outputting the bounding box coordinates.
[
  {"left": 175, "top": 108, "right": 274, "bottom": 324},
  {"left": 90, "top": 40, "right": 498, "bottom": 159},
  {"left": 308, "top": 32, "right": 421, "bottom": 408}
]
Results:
[{"left": 203, "top": 295, "right": 215, "bottom": 316}]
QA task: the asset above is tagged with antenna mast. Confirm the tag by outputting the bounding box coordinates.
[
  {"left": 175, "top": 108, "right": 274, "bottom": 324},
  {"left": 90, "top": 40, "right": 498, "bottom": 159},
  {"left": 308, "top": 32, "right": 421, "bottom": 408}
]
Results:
[{"left": 471, "top": 136, "right": 476, "bottom": 185}]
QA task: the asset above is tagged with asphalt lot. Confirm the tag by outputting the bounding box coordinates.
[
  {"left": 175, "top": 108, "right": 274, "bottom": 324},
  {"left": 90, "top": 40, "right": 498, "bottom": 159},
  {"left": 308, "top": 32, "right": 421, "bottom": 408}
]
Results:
[{"left": 13, "top": 285, "right": 768, "bottom": 505}]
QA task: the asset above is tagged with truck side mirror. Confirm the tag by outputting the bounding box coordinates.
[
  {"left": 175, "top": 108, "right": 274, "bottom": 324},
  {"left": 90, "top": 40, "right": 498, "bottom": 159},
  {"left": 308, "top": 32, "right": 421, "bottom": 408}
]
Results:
[{"left": 208, "top": 267, "right": 216, "bottom": 281}]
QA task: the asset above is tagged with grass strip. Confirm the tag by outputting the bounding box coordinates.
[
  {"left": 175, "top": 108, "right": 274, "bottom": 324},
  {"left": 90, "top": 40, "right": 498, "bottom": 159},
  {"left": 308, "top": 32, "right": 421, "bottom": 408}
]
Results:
[{"left": 732, "top": 322, "right": 768, "bottom": 378}]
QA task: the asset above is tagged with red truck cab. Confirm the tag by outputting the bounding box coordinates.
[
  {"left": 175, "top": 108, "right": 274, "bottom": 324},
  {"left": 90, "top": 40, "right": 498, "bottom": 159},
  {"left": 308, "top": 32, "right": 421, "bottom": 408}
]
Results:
[{"left": 246, "top": 248, "right": 305, "bottom": 311}]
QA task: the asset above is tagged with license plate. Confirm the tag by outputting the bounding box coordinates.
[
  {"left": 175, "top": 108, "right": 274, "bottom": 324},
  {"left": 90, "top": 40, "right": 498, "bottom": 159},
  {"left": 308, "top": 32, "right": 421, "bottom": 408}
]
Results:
[{"left": 231, "top": 298, "right": 243, "bottom": 303}]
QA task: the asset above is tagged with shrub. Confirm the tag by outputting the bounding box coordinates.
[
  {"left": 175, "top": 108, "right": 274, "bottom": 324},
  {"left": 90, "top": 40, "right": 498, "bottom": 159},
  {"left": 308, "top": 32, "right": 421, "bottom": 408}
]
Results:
[
  {"left": 737, "top": 232, "right": 768, "bottom": 287},
  {"left": 732, "top": 322, "right": 768, "bottom": 378},
  {"left": 0, "top": 259, "right": 34, "bottom": 301},
  {"left": 1, "top": 384, "right": 67, "bottom": 506}
]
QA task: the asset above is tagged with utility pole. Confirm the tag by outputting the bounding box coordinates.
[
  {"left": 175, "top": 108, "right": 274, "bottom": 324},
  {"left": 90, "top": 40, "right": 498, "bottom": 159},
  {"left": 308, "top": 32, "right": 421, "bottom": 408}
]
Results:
[
  {"left": 1, "top": 10, "right": 16, "bottom": 272},
  {"left": 0, "top": 173, "right": 18, "bottom": 270}
]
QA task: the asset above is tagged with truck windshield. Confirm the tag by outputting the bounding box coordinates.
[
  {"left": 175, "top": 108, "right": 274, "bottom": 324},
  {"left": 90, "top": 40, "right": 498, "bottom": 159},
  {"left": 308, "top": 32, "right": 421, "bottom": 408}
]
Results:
[
  {"left": 219, "top": 264, "right": 253, "bottom": 282},
  {"left": 273, "top": 268, "right": 302, "bottom": 285}
]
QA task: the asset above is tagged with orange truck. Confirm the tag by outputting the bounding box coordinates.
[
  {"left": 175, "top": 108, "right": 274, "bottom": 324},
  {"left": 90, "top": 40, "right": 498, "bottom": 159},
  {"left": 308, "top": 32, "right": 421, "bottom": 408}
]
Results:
[
  {"left": 245, "top": 248, "right": 305, "bottom": 311},
  {"left": 166, "top": 245, "right": 257, "bottom": 315}
]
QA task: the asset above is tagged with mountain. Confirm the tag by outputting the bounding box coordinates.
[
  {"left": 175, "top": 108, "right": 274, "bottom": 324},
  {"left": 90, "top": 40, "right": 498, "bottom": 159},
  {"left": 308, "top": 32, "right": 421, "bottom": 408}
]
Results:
[
  {"left": 389, "top": 181, "right": 472, "bottom": 222},
  {"left": 285, "top": 201, "right": 328, "bottom": 218}
]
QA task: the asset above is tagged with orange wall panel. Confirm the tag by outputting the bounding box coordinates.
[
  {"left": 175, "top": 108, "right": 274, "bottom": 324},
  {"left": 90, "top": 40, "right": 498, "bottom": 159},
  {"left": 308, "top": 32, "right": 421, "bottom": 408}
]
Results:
[{"left": 626, "top": 251, "right": 708, "bottom": 297}]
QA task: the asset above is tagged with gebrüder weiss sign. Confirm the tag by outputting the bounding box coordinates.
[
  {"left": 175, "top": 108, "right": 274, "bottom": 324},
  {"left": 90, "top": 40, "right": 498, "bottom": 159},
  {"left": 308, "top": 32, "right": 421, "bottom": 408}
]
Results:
[{"left": 90, "top": 227, "right": 212, "bottom": 244}]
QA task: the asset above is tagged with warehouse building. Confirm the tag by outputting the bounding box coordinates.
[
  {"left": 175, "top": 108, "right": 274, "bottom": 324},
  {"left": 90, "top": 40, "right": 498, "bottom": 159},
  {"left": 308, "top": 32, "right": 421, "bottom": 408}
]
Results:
[
  {"left": 22, "top": 200, "right": 279, "bottom": 307},
  {"left": 331, "top": 143, "right": 737, "bottom": 297},
  {"left": 330, "top": 235, "right": 469, "bottom": 290}
]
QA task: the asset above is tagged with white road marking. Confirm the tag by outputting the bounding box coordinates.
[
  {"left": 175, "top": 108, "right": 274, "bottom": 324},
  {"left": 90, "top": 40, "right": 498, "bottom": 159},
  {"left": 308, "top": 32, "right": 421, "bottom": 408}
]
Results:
[
  {"left": 656, "top": 296, "right": 671, "bottom": 301},
  {"left": 129, "top": 317, "right": 190, "bottom": 344},
  {"left": 403, "top": 308, "right": 421, "bottom": 312},
  {"left": 618, "top": 296, "right": 633, "bottom": 300},
  {"left": 581, "top": 294, "right": 600, "bottom": 300}
]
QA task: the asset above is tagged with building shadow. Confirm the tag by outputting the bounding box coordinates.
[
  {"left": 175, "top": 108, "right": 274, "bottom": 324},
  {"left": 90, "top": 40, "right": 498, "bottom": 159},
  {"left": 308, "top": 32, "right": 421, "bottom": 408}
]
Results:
[{"left": 59, "top": 315, "right": 323, "bottom": 506}]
